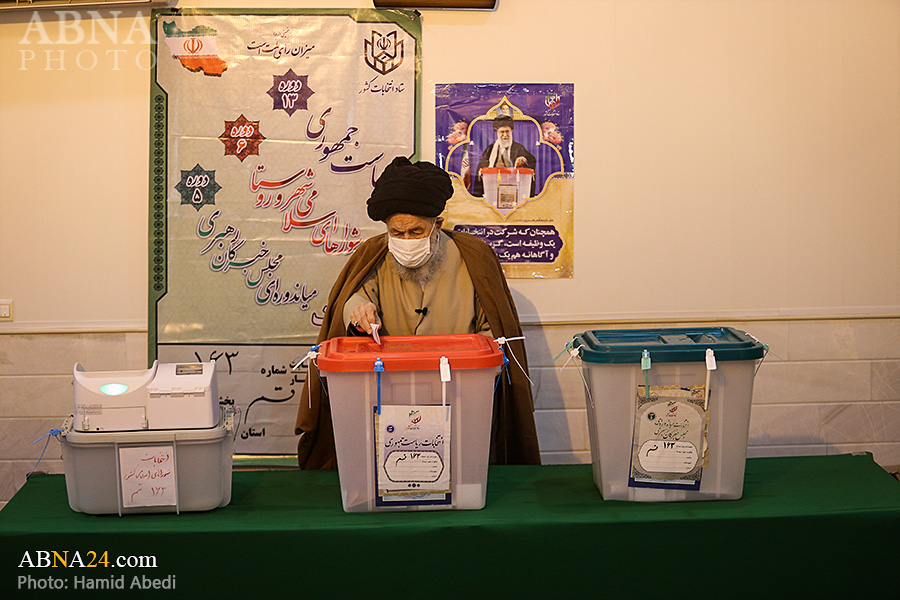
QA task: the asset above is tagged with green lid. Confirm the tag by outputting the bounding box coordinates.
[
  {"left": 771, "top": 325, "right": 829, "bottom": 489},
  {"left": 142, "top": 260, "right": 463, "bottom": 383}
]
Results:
[{"left": 573, "top": 327, "right": 765, "bottom": 364}]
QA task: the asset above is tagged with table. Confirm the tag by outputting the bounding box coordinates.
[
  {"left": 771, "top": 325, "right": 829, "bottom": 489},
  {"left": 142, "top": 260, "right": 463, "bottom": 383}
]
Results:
[{"left": 2, "top": 454, "right": 899, "bottom": 598}]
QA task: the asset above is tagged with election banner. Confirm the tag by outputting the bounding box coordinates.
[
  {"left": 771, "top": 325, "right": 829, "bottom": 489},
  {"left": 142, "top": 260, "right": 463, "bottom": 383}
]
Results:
[
  {"left": 149, "top": 8, "right": 420, "bottom": 453},
  {"left": 436, "top": 83, "right": 574, "bottom": 278}
]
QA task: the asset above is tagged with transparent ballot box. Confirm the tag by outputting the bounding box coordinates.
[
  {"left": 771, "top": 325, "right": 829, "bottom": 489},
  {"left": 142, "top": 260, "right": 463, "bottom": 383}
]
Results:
[
  {"left": 481, "top": 167, "right": 534, "bottom": 215},
  {"left": 58, "top": 412, "right": 234, "bottom": 515},
  {"left": 61, "top": 361, "right": 232, "bottom": 515},
  {"left": 573, "top": 328, "right": 765, "bottom": 502},
  {"left": 316, "top": 334, "right": 504, "bottom": 512}
]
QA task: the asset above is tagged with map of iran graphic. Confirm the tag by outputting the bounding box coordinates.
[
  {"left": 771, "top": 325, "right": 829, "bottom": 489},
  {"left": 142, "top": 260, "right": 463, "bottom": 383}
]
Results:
[{"left": 162, "top": 21, "right": 228, "bottom": 76}]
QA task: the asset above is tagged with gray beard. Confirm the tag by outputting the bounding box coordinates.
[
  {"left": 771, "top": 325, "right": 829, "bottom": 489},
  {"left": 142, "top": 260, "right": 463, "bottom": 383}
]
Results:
[
  {"left": 497, "top": 137, "right": 512, "bottom": 151},
  {"left": 389, "top": 231, "right": 447, "bottom": 284}
]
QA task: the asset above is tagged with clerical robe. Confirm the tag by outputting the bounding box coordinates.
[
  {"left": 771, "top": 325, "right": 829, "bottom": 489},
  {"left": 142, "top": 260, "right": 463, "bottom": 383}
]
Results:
[{"left": 295, "top": 230, "right": 541, "bottom": 468}]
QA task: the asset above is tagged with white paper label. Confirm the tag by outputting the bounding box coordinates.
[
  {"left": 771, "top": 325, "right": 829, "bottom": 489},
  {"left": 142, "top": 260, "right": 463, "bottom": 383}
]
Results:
[
  {"left": 638, "top": 440, "right": 699, "bottom": 474},
  {"left": 119, "top": 445, "right": 176, "bottom": 508},
  {"left": 376, "top": 405, "right": 450, "bottom": 498},
  {"left": 629, "top": 385, "right": 707, "bottom": 488},
  {"left": 384, "top": 450, "right": 444, "bottom": 483}
]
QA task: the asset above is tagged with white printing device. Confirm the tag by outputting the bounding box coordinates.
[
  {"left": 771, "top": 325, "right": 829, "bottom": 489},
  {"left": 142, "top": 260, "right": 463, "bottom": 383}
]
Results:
[{"left": 73, "top": 361, "right": 219, "bottom": 432}]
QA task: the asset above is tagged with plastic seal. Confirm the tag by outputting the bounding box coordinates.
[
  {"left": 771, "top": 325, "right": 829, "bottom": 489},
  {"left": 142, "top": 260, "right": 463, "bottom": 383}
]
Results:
[
  {"left": 27, "top": 427, "right": 65, "bottom": 481},
  {"left": 32, "top": 428, "right": 63, "bottom": 444},
  {"left": 705, "top": 348, "right": 717, "bottom": 371},
  {"left": 374, "top": 357, "right": 384, "bottom": 415},
  {"left": 292, "top": 344, "right": 321, "bottom": 371},
  {"left": 494, "top": 335, "right": 534, "bottom": 389},
  {"left": 641, "top": 349, "right": 651, "bottom": 371},
  {"left": 494, "top": 335, "right": 525, "bottom": 347},
  {"left": 439, "top": 356, "right": 451, "bottom": 412}
]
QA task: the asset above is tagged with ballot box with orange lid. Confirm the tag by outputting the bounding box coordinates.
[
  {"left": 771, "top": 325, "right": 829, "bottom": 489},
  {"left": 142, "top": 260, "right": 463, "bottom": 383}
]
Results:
[
  {"left": 315, "top": 333, "right": 505, "bottom": 512},
  {"left": 481, "top": 167, "right": 534, "bottom": 215}
]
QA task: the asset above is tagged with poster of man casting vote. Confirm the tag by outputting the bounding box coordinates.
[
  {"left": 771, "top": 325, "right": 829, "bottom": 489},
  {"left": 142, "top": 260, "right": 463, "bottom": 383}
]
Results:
[{"left": 435, "top": 83, "right": 574, "bottom": 278}]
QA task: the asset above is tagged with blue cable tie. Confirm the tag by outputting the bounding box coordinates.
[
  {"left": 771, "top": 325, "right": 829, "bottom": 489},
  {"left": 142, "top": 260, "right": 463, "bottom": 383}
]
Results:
[
  {"left": 374, "top": 357, "right": 384, "bottom": 415},
  {"left": 27, "top": 428, "right": 63, "bottom": 480},
  {"left": 494, "top": 347, "right": 510, "bottom": 395},
  {"left": 503, "top": 348, "right": 512, "bottom": 385},
  {"left": 552, "top": 340, "right": 574, "bottom": 363},
  {"left": 32, "top": 428, "right": 63, "bottom": 445},
  {"left": 310, "top": 344, "right": 329, "bottom": 398}
]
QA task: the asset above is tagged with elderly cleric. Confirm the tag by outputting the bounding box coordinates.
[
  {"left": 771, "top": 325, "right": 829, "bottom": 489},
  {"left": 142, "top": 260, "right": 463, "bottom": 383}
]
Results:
[{"left": 294, "top": 156, "right": 541, "bottom": 469}]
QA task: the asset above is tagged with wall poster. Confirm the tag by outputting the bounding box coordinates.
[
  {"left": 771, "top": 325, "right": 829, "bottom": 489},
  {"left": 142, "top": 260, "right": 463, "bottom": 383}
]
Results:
[
  {"left": 149, "top": 8, "right": 420, "bottom": 453},
  {"left": 435, "top": 83, "right": 574, "bottom": 278}
]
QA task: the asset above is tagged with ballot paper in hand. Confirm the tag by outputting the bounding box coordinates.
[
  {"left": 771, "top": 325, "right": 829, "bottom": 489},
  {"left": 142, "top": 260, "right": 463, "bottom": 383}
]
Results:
[{"left": 375, "top": 405, "right": 451, "bottom": 506}]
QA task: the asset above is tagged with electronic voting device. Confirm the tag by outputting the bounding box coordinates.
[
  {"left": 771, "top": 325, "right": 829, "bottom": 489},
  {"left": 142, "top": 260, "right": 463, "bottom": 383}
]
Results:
[{"left": 73, "top": 361, "right": 219, "bottom": 432}]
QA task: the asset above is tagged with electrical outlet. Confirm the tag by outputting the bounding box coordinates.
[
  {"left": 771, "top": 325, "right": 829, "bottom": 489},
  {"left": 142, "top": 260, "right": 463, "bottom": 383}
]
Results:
[{"left": 0, "top": 300, "right": 12, "bottom": 321}]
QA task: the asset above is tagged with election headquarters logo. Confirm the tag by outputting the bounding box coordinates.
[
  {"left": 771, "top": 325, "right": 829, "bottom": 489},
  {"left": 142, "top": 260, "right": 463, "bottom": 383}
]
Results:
[{"left": 364, "top": 30, "right": 403, "bottom": 75}]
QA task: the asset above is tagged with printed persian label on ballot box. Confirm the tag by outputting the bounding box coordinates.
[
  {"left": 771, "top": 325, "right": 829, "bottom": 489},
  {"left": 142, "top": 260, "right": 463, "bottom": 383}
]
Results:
[
  {"left": 628, "top": 385, "right": 708, "bottom": 489},
  {"left": 375, "top": 405, "right": 451, "bottom": 500}
]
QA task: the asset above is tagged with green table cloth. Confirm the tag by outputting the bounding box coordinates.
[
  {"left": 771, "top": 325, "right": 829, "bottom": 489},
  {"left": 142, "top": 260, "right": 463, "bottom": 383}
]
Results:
[{"left": 2, "top": 454, "right": 899, "bottom": 598}]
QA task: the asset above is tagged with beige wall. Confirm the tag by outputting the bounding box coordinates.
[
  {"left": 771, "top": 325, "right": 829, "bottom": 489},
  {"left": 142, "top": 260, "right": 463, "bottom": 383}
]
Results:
[
  {"left": 2, "top": 1, "right": 899, "bottom": 327},
  {"left": 2, "top": 1, "right": 900, "bottom": 509}
]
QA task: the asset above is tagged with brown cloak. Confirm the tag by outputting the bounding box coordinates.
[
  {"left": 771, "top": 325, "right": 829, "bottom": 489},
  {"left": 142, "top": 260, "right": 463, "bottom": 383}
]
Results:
[{"left": 294, "top": 229, "right": 541, "bottom": 468}]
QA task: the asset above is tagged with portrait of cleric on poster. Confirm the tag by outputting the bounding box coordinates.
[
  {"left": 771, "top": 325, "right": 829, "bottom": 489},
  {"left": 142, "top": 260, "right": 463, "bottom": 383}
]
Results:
[{"left": 472, "top": 114, "right": 536, "bottom": 197}]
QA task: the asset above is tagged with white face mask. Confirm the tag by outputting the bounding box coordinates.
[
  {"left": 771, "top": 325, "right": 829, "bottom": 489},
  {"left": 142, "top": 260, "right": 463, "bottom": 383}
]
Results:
[{"left": 388, "top": 223, "right": 436, "bottom": 268}]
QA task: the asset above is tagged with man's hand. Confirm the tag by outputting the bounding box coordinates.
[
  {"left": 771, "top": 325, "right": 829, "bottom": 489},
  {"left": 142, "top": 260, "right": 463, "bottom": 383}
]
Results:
[
  {"left": 348, "top": 302, "right": 381, "bottom": 334},
  {"left": 514, "top": 156, "right": 528, "bottom": 168}
]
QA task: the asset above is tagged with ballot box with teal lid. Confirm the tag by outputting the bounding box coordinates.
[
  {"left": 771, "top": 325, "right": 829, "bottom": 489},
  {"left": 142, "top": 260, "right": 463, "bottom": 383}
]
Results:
[
  {"left": 573, "top": 328, "right": 766, "bottom": 502},
  {"left": 315, "top": 333, "right": 504, "bottom": 513}
]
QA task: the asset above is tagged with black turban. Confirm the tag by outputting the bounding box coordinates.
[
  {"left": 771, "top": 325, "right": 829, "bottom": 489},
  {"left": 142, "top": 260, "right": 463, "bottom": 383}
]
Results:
[
  {"left": 493, "top": 115, "right": 515, "bottom": 130},
  {"left": 366, "top": 156, "right": 453, "bottom": 222}
]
